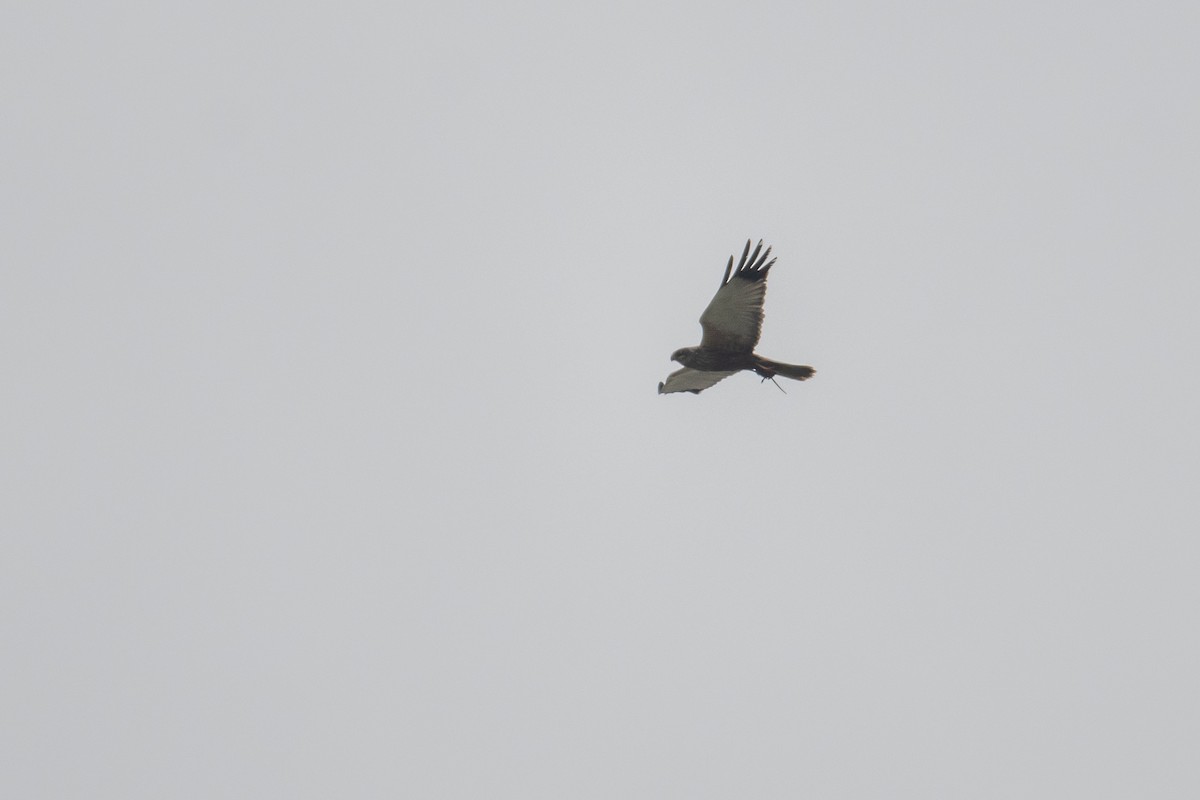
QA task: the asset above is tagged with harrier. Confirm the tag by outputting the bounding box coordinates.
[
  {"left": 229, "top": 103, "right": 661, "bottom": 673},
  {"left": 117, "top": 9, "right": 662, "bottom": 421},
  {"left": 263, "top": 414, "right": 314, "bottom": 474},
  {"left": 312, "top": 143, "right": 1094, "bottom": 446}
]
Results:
[{"left": 658, "top": 239, "right": 815, "bottom": 395}]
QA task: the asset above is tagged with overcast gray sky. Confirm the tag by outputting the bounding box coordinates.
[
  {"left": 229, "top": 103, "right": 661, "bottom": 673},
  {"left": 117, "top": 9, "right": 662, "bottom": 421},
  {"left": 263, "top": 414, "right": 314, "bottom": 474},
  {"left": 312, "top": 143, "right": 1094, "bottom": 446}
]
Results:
[{"left": 4, "top": 1, "right": 1200, "bottom": 797}]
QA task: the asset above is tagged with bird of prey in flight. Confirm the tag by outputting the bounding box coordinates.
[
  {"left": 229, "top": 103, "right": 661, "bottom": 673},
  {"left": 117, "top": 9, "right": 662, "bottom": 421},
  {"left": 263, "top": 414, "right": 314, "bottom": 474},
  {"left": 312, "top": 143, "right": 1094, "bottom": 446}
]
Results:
[{"left": 658, "top": 239, "right": 815, "bottom": 395}]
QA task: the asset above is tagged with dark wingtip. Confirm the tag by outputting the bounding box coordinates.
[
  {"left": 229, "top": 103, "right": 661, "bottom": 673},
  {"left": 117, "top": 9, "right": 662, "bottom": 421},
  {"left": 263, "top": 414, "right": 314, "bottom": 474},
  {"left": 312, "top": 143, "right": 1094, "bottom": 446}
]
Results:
[
  {"left": 728, "top": 239, "right": 774, "bottom": 282},
  {"left": 735, "top": 239, "right": 752, "bottom": 271},
  {"left": 754, "top": 245, "right": 772, "bottom": 270},
  {"left": 742, "top": 240, "right": 764, "bottom": 274},
  {"left": 657, "top": 382, "right": 665, "bottom": 394}
]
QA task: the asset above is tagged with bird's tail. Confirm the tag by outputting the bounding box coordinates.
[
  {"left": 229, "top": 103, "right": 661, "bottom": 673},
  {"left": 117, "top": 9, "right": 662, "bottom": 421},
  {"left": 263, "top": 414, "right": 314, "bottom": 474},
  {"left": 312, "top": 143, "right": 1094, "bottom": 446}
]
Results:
[{"left": 753, "top": 356, "right": 815, "bottom": 382}]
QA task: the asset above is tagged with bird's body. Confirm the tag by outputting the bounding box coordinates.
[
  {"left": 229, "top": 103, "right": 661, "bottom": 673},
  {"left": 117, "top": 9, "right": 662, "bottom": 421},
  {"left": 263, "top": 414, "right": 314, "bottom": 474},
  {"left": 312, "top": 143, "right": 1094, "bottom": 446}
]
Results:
[{"left": 658, "top": 240, "right": 815, "bottom": 395}]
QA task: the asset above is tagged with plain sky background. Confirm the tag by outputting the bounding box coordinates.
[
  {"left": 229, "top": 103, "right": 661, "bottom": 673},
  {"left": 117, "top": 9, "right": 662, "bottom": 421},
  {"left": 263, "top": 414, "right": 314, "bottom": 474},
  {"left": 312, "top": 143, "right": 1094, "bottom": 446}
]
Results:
[{"left": 4, "top": 1, "right": 1199, "bottom": 797}]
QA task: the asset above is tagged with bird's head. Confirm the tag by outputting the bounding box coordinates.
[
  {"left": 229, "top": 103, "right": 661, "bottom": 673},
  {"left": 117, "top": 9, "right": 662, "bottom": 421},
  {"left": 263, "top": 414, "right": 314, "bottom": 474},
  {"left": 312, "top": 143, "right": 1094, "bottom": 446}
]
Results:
[{"left": 670, "top": 347, "right": 697, "bottom": 366}]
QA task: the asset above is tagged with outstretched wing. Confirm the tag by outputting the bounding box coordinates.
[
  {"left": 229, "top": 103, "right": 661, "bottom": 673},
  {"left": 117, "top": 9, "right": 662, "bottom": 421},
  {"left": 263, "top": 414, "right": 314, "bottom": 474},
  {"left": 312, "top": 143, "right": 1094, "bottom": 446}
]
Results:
[
  {"left": 698, "top": 239, "right": 775, "bottom": 353},
  {"left": 657, "top": 367, "right": 738, "bottom": 395}
]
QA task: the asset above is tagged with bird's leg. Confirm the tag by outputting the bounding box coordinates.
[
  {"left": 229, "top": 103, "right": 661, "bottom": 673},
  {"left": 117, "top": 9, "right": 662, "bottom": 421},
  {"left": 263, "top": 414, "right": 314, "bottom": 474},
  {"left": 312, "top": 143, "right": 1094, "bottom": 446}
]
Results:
[{"left": 761, "top": 375, "right": 787, "bottom": 394}]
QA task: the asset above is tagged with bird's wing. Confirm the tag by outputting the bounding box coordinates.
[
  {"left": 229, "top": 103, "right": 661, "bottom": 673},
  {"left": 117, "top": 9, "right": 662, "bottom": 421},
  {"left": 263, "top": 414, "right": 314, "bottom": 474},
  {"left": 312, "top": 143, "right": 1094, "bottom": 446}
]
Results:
[
  {"left": 657, "top": 367, "right": 738, "bottom": 395},
  {"left": 698, "top": 239, "right": 775, "bottom": 353}
]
